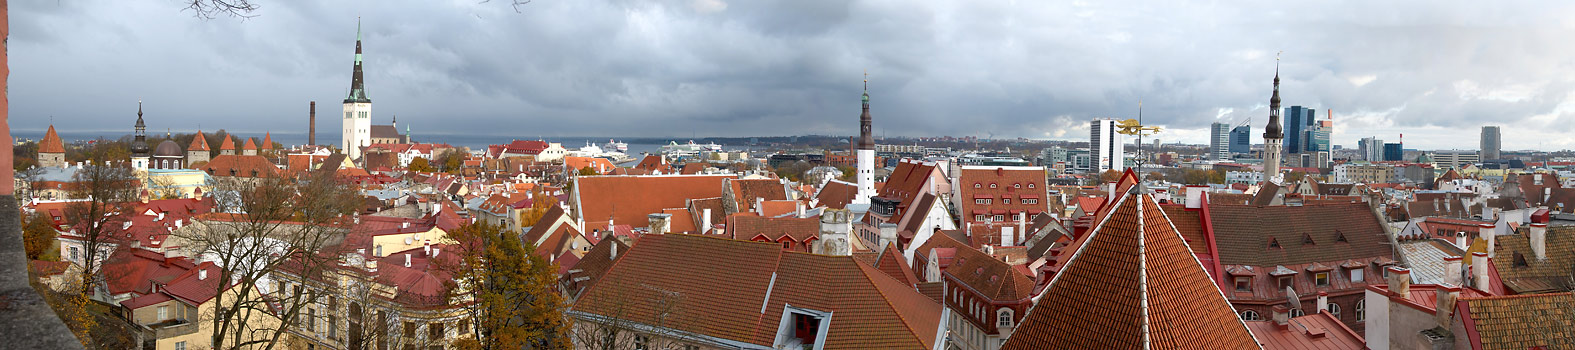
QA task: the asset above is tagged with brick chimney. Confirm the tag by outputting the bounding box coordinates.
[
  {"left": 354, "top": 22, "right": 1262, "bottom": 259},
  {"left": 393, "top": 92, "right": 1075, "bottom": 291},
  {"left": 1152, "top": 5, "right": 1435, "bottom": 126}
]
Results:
[
  {"left": 1386, "top": 266, "right": 1411, "bottom": 298},
  {"left": 1480, "top": 223, "right": 1496, "bottom": 257},
  {"left": 1444, "top": 255, "right": 1463, "bottom": 286},
  {"left": 1531, "top": 223, "right": 1548, "bottom": 261},
  {"left": 648, "top": 213, "right": 672, "bottom": 235},
  {"left": 1471, "top": 251, "right": 1490, "bottom": 290},
  {"left": 309, "top": 101, "right": 317, "bottom": 146}
]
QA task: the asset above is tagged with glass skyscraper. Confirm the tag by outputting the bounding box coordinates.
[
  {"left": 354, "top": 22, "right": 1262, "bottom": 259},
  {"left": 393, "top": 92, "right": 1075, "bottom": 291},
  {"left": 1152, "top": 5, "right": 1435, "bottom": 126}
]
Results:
[
  {"left": 1209, "top": 122, "right": 1231, "bottom": 160},
  {"left": 1229, "top": 124, "right": 1251, "bottom": 155},
  {"left": 1284, "top": 106, "right": 1315, "bottom": 154}
]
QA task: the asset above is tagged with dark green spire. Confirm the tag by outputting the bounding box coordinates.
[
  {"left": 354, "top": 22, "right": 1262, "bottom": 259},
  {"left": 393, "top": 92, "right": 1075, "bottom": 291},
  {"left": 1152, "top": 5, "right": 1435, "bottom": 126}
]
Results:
[{"left": 345, "top": 18, "right": 370, "bottom": 103}]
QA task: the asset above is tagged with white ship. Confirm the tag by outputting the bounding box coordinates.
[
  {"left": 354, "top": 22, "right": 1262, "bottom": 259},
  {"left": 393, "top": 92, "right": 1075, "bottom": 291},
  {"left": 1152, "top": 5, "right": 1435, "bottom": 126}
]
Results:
[{"left": 603, "top": 139, "right": 628, "bottom": 153}]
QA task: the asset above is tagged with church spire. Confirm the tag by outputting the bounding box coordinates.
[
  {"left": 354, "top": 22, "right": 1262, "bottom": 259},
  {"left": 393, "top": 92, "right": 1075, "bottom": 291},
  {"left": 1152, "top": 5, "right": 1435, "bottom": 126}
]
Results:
[
  {"left": 131, "top": 100, "right": 151, "bottom": 157},
  {"left": 345, "top": 17, "right": 370, "bottom": 103},
  {"left": 858, "top": 71, "right": 873, "bottom": 150},
  {"left": 1263, "top": 54, "right": 1284, "bottom": 140}
]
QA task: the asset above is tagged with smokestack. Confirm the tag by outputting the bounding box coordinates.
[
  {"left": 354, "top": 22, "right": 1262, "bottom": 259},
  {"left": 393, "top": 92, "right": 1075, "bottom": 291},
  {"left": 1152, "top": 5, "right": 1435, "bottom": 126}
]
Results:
[
  {"left": 309, "top": 101, "right": 317, "bottom": 146},
  {"left": 1436, "top": 284, "right": 1461, "bottom": 328},
  {"left": 1271, "top": 305, "right": 1290, "bottom": 329}
]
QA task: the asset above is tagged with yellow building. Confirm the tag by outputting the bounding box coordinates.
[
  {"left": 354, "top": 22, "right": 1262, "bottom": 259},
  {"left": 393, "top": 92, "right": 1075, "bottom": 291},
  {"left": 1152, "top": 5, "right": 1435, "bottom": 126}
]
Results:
[{"left": 144, "top": 168, "right": 209, "bottom": 199}]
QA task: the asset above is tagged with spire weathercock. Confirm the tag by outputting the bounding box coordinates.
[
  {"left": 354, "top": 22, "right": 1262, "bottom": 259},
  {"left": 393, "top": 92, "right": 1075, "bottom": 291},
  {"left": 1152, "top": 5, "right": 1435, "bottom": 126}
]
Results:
[{"left": 131, "top": 100, "right": 151, "bottom": 169}]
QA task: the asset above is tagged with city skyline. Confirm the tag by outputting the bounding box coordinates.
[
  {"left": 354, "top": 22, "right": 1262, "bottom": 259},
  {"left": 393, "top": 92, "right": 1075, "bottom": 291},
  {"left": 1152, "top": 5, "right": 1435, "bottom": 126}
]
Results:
[{"left": 13, "top": 0, "right": 1575, "bottom": 151}]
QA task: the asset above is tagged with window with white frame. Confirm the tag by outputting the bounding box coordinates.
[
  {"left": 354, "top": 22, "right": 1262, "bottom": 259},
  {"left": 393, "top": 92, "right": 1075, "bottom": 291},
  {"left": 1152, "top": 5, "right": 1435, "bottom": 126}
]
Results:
[
  {"left": 175, "top": 341, "right": 187, "bottom": 350},
  {"left": 1024, "top": 199, "right": 1038, "bottom": 204},
  {"left": 1240, "top": 310, "right": 1261, "bottom": 321},
  {"left": 1290, "top": 308, "right": 1305, "bottom": 317},
  {"left": 996, "top": 308, "right": 1013, "bottom": 328},
  {"left": 1002, "top": 198, "right": 1010, "bottom": 204},
  {"left": 994, "top": 215, "right": 1005, "bottom": 221},
  {"left": 1329, "top": 303, "right": 1342, "bottom": 318},
  {"left": 1355, "top": 300, "right": 1365, "bottom": 321},
  {"left": 975, "top": 199, "right": 991, "bottom": 205},
  {"left": 634, "top": 334, "right": 650, "bottom": 350},
  {"left": 158, "top": 306, "right": 168, "bottom": 320},
  {"left": 70, "top": 247, "right": 80, "bottom": 262},
  {"left": 1350, "top": 268, "right": 1364, "bottom": 282}
]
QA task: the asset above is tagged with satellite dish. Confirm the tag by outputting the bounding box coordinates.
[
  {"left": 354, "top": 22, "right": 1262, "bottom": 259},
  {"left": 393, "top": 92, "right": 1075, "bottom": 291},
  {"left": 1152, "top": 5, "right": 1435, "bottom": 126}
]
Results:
[{"left": 1285, "top": 286, "right": 1302, "bottom": 311}]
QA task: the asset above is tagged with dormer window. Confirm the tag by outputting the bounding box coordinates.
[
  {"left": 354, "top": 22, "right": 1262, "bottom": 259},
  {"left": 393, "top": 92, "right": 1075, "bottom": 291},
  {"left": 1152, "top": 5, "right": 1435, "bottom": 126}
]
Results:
[
  {"left": 975, "top": 183, "right": 982, "bottom": 189},
  {"left": 1278, "top": 276, "right": 1293, "bottom": 290},
  {"left": 775, "top": 306, "right": 831, "bottom": 350},
  {"left": 1513, "top": 252, "right": 1528, "bottom": 267},
  {"left": 990, "top": 183, "right": 998, "bottom": 189},
  {"left": 1014, "top": 183, "right": 1021, "bottom": 189},
  {"left": 1268, "top": 238, "right": 1281, "bottom": 249},
  {"left": 1234, "top": 277, "right": 1252, "bottom": 291},
  {"left": 996, "top": 308, "right": 1014, "bottom": 328},
  {"left": 1302, "top": 234, "right": 1315, "bottom": 245},
  {"left": 1335, "top": 230, "right": 1349, "bottom": 243},
  {"left": 1028, "top": 183, "right": 1035, "bottom": 189},
  {"left": 1314, "top": 272, "right": 1329, "bottom": 286}
]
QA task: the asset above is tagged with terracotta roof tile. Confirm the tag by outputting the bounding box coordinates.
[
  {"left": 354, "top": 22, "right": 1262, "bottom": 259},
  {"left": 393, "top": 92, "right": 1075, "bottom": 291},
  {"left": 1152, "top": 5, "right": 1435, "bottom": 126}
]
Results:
[
  {"left": 815, "top": 180, "right": 857, "bottom": 210},
  {"left": 956, "top": 166, "right": 1048, "bottom": 224},
  {"left": 573, "top": 175, "right": 733, "bottom": 230},
  {"left": 1492, "top": 226, "right": 1575, "bottom": 294},
  {"left": 1458, "top": 292, "right": 1575, "bottom": 350},
  {"left": 1004, "top": 190, "right": 1259, "bottom": 350},
  {"left": 1208, "top": 202, "right": 1392, "bottom": 267},
  {"left": 40, "top": 125, "right": 66, "bottom": 153}
]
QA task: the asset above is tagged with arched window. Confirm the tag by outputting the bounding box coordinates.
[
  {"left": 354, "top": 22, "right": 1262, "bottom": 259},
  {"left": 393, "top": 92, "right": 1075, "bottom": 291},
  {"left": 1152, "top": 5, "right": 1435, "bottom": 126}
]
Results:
[
  {"left": 1290, "top": 308, "right": 1306, "bottom": 317},
  {"left": 1355, "top": 300, "right": 1366, "bottom": 321},
  {"left": 996, "top": 308, "right": 1014, "bottom": 328},
  {"left": 1328, "top": 303, "right": 1342, "bottom": 318},
  {"left": 1240, "top": 310, "right": 1261, "bottom": 321}
]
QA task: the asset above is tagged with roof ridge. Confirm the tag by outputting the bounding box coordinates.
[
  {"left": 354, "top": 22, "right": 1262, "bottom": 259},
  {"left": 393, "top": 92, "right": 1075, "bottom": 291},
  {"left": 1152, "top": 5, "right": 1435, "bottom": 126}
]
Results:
[
  {"left": 1137, "top": 194, "right": 1151, "bottom": 350},
  {"left": 1031, "top": 189, "right": 1133, "bottom": 306},
  {"left": 747, "top": 236, "right": 788, "bottom": 346},
  {"left": 1460, "top": 291, "right": 1575, "bottom": 301},
  {"left": 1148, "top": 193, "right": 1264, "bottom": 347}
]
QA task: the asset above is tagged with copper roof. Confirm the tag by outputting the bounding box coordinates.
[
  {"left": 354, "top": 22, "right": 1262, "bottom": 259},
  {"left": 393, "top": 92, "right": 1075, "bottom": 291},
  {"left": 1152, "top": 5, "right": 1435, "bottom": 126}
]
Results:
[
  {"left": 39, "top": 125, "right": 66, "bottom": 153},
  {"left": 1003, "top": 190, "right": 1260, "bottom": 350},
  {"left": 1243, "top": 311, "right": 1364, "bottom": 350}
]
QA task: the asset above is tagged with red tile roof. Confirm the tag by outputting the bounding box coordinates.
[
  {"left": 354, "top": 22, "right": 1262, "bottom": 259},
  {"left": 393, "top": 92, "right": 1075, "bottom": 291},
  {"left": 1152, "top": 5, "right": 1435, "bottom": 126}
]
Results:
[
  {"left": 815, "top": 180, "right": 857, "bottom": 210},
  {"left": 957, "top": 166, "right": 1048, "bottom": 224},
  {"left": 200, "top": 155, "right": 281, "bottom": 178},
  {"left": 242, "top": 137, "right": 258, "bottom": 151},
  {"left": 573, "top": 175, "right": 733, "bottom": 230},
  {"left": 729, "top": 178, "right": 789, "bottom": 212},
  {"left": 188, "top": 131, "right": 210, "bottom": 151},
  {"left": 572, "top": 234, "right": 941, "bottom": 349},
  {"left": 40, "top": 125, "right": 66, "bottom": 153},
  {"left": 725, "top": 213, "right": 819, "bottom": 243},
  {"left": 1457, "top": 292, "right": 1575, "bottom": 350},
  {"left": 1004, "top": 189, "right": 1260, "bottom": 350},
  {"left": 1208, "top": 202, "right": 1393, "bottom": 267}
]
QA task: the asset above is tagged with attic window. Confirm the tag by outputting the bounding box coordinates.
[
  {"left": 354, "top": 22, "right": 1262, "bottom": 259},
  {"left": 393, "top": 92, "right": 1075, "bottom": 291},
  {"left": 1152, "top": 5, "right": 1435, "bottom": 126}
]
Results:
[
  {"left": 975, "top": 183, "right": 982, "bottom": 189},
  {"left": 990, "top": 183, "right": 998, "bottom": 189},
  {"left": 1514, "top": 252, "right": 1528, "bottom": 267},
  {"left": 1014, "top": 183, "right": 1021, "bottom": 189},
  {"left": 1302, "top": 234, "right": 1315, "bottom": 246},
  {"left": 1028, "top": 183, "right": 1035, "bottom": 189},
  {"left": 1268, "top": 238, "right": 1282, "bottom": 249},
  {"left": 1334, "top": 231, "right": 1349, "bottom": 243}
]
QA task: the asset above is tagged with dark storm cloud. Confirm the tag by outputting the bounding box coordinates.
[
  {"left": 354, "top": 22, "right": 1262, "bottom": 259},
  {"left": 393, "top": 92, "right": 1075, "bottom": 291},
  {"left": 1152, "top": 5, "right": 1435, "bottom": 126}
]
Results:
[{"left": 11, "top": 0, "right": 1575, "bottom": 150}]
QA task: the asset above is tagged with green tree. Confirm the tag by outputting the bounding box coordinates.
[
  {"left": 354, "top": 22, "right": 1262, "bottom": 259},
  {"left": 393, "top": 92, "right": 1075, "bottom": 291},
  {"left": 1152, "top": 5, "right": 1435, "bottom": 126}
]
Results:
[
  {"left": 409, "top": 157, "right": 434, "bottom": 172},
  {"left": 444, "top": 222, "right": 571, "bottom": 349},
  {"left": 24, "top": 212, "right": 59, "bottom": 261},
  {"left": 579, "top": 166, "right": 600, "bottom": 176}
]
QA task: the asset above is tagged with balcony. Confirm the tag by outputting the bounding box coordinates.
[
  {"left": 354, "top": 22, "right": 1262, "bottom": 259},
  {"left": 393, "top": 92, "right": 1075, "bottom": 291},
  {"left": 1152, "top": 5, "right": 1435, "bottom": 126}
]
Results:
[{"left": 152, "top": 319, "right": 200, "bottom": 339}]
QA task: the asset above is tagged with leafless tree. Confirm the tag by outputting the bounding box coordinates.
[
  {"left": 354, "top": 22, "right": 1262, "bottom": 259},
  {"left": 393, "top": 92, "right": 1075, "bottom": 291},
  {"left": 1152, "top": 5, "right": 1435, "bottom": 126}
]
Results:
[
  {"left": 61, "top": 162, "right": 140, "bottom": 298},
  {"left": 170, "top": 171, "right": 362, "bottom": 349},
  {"left": 569, "top": 274, "right": 698, "bottom": 350}
]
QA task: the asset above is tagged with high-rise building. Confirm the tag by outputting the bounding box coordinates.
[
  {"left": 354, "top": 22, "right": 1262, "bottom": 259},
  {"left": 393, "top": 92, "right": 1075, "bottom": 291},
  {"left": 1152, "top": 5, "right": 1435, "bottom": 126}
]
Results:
[
  {"left": 1359, "top": 137, "right": 1384, "bottom": 161},
  {"left": 1284, "top": 106, "right": 1315, "bottom": 155},
  {"left": 1090, "top": 119, "right": 1124, "bottom": 173},
  {"left": 1209, "top": 122, "right": 1231, "bottom": 161},
  {"left": 1480, "top": 126, "right": 1501, "bottom": 160},
  {"left": 1229, "top": 123, "right": 1251, "bottom": 155},
  {"left": 1383, "top": 142, "right": 1404, "bottom": 162},
  {"left": 343, "top": 20, "right": 373, "bottom": 160}
]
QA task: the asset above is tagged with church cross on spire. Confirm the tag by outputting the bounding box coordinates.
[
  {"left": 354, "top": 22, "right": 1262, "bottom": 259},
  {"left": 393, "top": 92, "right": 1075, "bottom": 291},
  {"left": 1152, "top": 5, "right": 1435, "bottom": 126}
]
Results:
[{"left": 345, "top": 17, "right": 370, "bottom": 104}]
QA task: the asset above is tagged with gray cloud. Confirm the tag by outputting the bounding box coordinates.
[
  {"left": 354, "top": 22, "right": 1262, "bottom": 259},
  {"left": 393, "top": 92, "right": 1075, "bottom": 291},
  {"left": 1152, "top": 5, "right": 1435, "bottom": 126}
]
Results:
[{"left": 11, "top": 0, "right": 1575, "bottom": 150}]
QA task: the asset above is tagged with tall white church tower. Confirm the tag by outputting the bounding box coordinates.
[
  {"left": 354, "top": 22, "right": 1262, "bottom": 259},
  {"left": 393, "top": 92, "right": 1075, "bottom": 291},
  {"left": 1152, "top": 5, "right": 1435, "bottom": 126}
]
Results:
[
  {"left": 343, "top": 19, "right": 373, "bottom": 160},
  {"left": 854, "top": 74, "right": 876, "bottom": 204}
]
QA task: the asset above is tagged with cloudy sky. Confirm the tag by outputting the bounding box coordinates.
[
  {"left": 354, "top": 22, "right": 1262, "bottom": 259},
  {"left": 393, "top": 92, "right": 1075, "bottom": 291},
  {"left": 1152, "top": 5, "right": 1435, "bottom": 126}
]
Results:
[{"left": 12, "top": 0, "right": 1575, "bottom": 150}]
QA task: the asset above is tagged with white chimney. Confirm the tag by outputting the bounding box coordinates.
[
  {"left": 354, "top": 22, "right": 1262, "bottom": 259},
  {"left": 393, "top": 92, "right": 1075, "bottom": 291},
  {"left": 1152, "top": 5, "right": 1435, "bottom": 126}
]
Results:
[
  {"left": 405, "top": 254, "right": 412, "bottom": 267},
  {"left": 1271, "top": 305, "right": 1290, "bottom": 328},
  {"left": 1531, "top": 223, "right": 1548, "bottom": 260},
  {"left": 1185, "top": 186, "right": 1205, "bottom": 209},
  {"left": 1106, "top": 182, "right": 1117, "bottom": 205},
  {"left": 199, "top": 269, "right": 208, "bottom": 280},
  {"left": 701, "top": 208, "right": 712, "bottom": 234},
  {"left": 1002, "top": 227, "right": 1015, "bottom": 247},
  {"left": 1471, "top": 252, "right": 1489, "bottom": 290},
  {"left": 432, "top": 248, "right": 440, "bottom": 258},
  {"left": 1436, "top": 285, "right": 1462, "bottom": 328},
  {"left": 1455, "top": 231, "right": 1468, "bottom": 250},
  {"left": 610, "top": 243, "right": 618, "bottom": 259},
  {"left": 1444, "top": 256, "right": 1463, "bottom": 286},
  {"left": 796, "top": 202, "right": 805, "bottom": 218},
  {"left": 353, "top": 212, "right": 361, "bottom": 224},
  {"left": 1316, "top": 291, "right": 1329, "bottom": 313},
  {"left": 156, "top": 212, "right": 165, "bottom": 221},
  {"left": 1480, "top": 223, "right": 1496, "bottom": 257},
  {"left": 402, "top": 222, "right": 410, "bottom": 229},
  {"left": 1017, "top": 212, "right": 1027, "bottom": 241}
]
